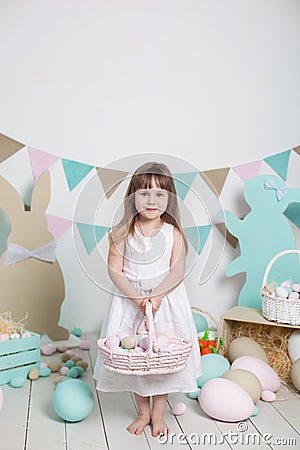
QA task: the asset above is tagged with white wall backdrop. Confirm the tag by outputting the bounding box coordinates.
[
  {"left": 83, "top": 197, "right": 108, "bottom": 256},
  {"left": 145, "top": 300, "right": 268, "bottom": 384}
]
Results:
[{"left": 1, "top": 0, "right": 300, "bottom": 333}]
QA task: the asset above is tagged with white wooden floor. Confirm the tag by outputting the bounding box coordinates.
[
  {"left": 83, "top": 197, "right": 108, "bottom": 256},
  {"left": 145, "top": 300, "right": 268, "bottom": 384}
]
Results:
[{"left": 0, "top": 333, "right": 300, "bottom": 450}]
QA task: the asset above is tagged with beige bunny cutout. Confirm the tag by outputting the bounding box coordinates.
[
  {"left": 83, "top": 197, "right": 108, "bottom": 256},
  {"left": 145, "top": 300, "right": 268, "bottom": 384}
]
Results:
[{"left": 0, "top": 170, "right": 69, "bottom": 341}]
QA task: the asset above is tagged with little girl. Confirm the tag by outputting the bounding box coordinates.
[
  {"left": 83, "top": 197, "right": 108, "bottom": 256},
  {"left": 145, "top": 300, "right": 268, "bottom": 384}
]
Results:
[{"left": 94, "top": 162, "right": 202, "bottom": 437}]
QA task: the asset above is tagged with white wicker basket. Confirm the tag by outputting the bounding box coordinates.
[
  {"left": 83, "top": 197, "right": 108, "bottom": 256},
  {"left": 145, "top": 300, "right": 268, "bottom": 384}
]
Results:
[
  {"left": 261, "top": 249, "right": 300, "bottom": 325},
  {"left": 98, "top": 301, "right": 193, "bottom": 376}
]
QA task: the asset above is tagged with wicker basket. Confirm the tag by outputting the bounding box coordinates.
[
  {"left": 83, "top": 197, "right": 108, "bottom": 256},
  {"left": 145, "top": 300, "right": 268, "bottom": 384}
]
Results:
[
  {"left": 98, "top": 301, "right": 193, "bottom": 376},
  {"left": 261, "top": 249, "right": 300, "bottom": 325}
]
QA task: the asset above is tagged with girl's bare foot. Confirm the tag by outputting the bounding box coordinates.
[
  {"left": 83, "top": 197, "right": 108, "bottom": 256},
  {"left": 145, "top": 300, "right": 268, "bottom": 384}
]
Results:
[
  {"left": 127, "top": 414, "right": 150, "bottom": 435},
  {"left": 151, "top": 418, "right": 170, "bottom": 437}
]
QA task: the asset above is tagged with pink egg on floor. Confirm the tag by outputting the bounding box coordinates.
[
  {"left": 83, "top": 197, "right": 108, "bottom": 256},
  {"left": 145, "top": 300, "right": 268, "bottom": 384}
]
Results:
[
  {"left": 79, "top": 340, "right": 91, "bottom": 350},
  {"left": 60, "top": 366, "right": 69, "bottom": 376},
  {"left": 171, "top": 402, "right": 186, "bottom": 416},
  {"left": 66, "top": 350, "right": 76, "bottom": 356},
  {"left": 41, "top": 344, "right": 56, "bottom": 356},
  {"left": 40, "top": 362, "right": 48, "bottom": 369},
  {"left": 261, "top": 390, "right": 276, "bottom": 402},
  {"left": 56, "top": 344, "right": 68, "bottom": 353}
]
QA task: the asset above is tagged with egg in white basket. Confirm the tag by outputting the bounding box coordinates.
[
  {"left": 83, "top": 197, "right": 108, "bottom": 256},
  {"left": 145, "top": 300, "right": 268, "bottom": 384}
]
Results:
[{"left": 288, "top": 330, "right": 300, "bottom": 363}]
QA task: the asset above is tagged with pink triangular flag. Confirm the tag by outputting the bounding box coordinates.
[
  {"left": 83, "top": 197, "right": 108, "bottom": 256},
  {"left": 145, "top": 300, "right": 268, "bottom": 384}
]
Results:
[
  {"left": 46, "top": 214, "right": 72, "bottom": 240},
  {"left": 28, "top": 147, "right": 60, "bottom": 180},
  {"left": 232, "top": 160, "right": 262, "bottom": 181}
]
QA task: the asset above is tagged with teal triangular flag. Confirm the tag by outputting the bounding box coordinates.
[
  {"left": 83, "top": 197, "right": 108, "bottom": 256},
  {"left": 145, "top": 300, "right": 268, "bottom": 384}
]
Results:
[
  {"left": 76, "top": 223, "right": 108, "bottom": 254},
  {"left": 264, "top": 150, "right": 291, "bottom": 180},
  {"left": 173, "top": 172, "right": 198, "bottom": 200},
  {"left": 62, "top": 158, "right": 94, "bottom": 191},
  {"left": 284, "top": 203, "right": 300, "bottom": 229},
  {"left": 183, "top": 225, "right": 212, "bottom": 254}
]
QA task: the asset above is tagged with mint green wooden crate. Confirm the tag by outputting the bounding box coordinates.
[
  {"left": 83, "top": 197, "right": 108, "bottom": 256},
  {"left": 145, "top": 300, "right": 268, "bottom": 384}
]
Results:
[{"left": 0, "top": 331, "right": 41, "bottom": 385}]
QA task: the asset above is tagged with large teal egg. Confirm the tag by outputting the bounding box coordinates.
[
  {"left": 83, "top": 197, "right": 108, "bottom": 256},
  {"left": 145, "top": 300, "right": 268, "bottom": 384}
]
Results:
[
  {"left": 53, "top": 379, "right": 94, "bottom": 422},
  {"left": 192, "top": 311, "right": 208, "bottom": 332},
  {"left": 197, "top": 353, "right": 230, "bottom": 388}
]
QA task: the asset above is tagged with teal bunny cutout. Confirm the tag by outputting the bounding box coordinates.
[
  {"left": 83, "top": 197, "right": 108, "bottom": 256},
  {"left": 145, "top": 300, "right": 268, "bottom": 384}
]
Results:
[{"left": 224, "top": 175, "right": 300, "bottom": 308}]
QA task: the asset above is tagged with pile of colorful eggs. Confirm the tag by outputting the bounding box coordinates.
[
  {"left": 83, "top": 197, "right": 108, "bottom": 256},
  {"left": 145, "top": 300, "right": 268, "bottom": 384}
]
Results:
[
  {"left": 266, "top": 280, "right": 300, "bottom": 300},
  {"left": 104, "top": 332, "right": 175, "bottom": 353}
]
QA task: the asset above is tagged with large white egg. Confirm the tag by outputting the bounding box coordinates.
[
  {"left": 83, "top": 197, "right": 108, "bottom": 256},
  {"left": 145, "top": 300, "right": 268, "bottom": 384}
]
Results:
[
  {"left": 291, "top": 358, "right": 300, "bottom": 391},
  {"left": 198, "top": 378, "right": 254, "bottom": 422},
  {"left": 288, "top": 330, "right": 300, "bottom": 363},
  {"left": 231, "top": 356, "right": 280, "bottom": 392}
]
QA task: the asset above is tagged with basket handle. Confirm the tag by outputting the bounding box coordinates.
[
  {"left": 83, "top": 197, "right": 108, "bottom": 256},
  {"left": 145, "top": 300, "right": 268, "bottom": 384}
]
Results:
[
  {"left": 145, "top": 301, "right": 159, "bottom": 354},
  {"left": 261, "top": 249, "right": 300, "bottom": 289},
  {"left": 191, "top": 306, "right": 218, "bottom": 331}
]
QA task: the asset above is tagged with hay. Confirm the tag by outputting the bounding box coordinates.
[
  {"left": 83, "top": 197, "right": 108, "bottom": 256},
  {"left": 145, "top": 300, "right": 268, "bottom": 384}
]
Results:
[
  {"left": 0, "top": 312, "right": 27, "bottom": 336},
  {"left": 223, "top": 321, "right": 293, "bottom": 383}
]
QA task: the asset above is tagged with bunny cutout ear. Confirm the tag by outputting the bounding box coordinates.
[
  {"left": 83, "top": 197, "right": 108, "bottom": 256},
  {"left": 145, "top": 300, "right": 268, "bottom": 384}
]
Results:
[
  {"left": 31, "top": 170, "right": 51, "bottom": 214},
  {"left": 0, "top": 174, "right": 24, "bottom": 218}
]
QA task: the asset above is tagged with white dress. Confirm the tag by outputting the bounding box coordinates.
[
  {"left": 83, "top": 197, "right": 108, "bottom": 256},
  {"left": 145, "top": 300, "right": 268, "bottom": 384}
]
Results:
[{"left": 93, "top": 222, "right": 202, "bottom": 396}]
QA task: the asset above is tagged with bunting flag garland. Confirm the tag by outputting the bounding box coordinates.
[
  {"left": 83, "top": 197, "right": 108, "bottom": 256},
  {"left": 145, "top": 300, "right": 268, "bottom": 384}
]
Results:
[
  {"left": 0, "top": 133, "right": 300, "bottom": 259},
  {"left": 0, "top": 133, "right": 25, "bottom": 163},
  {"left": 61, "top": 158, "right": 94, "bottom": 191},
  {"left": 264, "top": 149, "right": 292, "bottom": 181},
  {"left": 201, "top": 168, "right": 230, "bottom": 196},
  {"left": 96, "top": 167, "right": 129, "bottom": 199},
  {"left": 28, "top": 147, "right": 60, "bottom": 180},
  {"left": 183, "top": 225, "right": 212, "bottom": 254},
  {"left": 232, "top": 160, "right": 262, "bottom": 182},
  {"left": 76, "top": 223, "right": 109, "bottom": 254},
  {"left": 215, "top": 222, "right": 238, "bottom": 248},
  {"left": 173, "top": 172, "right": 198, "bottom": 200},
  {"left": 284, "top": 203, "right": 300, "bottom": 229},
  {"left": 46, "top": 214, "right": 73, "bottom": 240}
]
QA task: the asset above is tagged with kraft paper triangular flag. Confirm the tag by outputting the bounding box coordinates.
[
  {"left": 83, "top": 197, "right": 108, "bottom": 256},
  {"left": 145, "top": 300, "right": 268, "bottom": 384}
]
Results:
[
  {"left": 173, "top": 172, "right": 198, "bottom": 201},
  {"left": 0, "top": 134, "right": 25, "bottom": 163},
  {"left": 28, "top": 147, "right": 60, "bottom": 180},
  {"left": 264, "top": 150, "right": 291, "bottom": 180},
  {"left": 201, "top": 168, "right": 230, "bottom": 196},
  {"left": 183, "top": 225, "right": 211, "bottom": 254},
  {"left": 96, "top": 167, "right": 129, "bottom": 199},
  {"left": 284, "top": 203, "right": 300, "bottom": 229},
  {"left": 61, "top": 159, "right": 94, "bottom": 191},
  {"left": 46, "top": 214, "right": 73, "bottom": 240},
  {"left": 232, "top": 160, "right": 262, "bottom": 182},
  {"left": 293, "top": 145, "right": 300, "bottom": 156},
  {"left": 215, "top": 222, "right": 238, "bottom": 248},
  {"left": 76, "top": 222, "right": 109, "bottom": 254}
]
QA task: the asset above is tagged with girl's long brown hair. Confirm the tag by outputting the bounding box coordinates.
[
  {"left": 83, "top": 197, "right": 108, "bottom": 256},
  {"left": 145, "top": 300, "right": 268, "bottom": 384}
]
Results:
[{"left": 109, "top": 162, "right": 188, "bottom": 251}]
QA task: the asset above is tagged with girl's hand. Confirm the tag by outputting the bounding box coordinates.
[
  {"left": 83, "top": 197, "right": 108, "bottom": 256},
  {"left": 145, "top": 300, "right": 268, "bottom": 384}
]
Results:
[
  {"left": 133, "top": 298, "right": 149, "bottom": 314},
  {"left": 145, "top": 296, "right": 163, "bottom": 312}
]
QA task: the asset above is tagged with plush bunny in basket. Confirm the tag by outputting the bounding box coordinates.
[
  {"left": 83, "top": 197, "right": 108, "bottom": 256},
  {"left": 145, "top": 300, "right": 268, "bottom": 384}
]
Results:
[{"left": 0, "top": 170, "right": 69, "bottom": 340}]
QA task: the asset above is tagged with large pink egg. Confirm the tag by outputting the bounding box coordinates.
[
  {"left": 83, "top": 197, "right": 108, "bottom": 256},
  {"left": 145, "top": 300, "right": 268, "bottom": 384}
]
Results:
[
  {"left": 231, "top": 356, "right": 280, "bottom": 392},
  {"left": 198, "top": 378, "right": 254, "bottom": 422}
]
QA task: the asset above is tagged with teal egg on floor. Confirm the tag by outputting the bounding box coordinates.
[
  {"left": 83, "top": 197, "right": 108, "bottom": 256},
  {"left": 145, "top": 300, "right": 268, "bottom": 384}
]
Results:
[
  {"left": 53, "top": 379, "right": 94, "bottom": 422},
  {"left": 192, "top": 311, "right": 208, "bottom": 332},
  {"left": 187, "top": 388, "right": 200, "bottom": 400},
  {"left": 197, "top": 354, "right": 230, "bottom": 388},
  {"left": 9, "top": 376, "right": 26, "bottom": 388}
]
